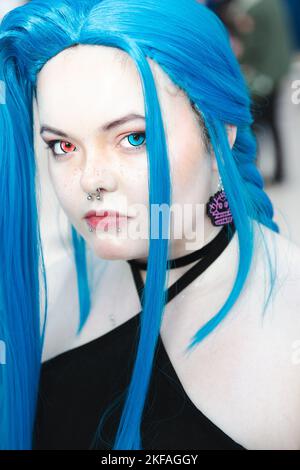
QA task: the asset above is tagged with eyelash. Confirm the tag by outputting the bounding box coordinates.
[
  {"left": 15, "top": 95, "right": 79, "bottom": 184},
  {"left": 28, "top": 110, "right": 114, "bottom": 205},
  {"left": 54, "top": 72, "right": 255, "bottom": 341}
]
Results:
[{"left": 44, "top": 132, "right": 147, "bottom": 159}]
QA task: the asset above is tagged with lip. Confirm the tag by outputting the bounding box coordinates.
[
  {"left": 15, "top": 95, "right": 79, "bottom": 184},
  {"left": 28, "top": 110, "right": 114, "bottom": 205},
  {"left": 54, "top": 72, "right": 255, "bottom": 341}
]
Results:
[
  {"left": 84, "top": 210, "right": 131, "bottom": 231},
  {"left": 84, "top": 210, "right": 129, "bottom": 219}
]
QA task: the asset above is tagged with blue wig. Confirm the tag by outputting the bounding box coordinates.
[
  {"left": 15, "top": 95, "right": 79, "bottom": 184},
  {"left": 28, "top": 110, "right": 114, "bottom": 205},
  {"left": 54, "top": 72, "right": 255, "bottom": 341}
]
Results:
[{"left": 0, "top": 0, "right": 279, "bottom": 450}]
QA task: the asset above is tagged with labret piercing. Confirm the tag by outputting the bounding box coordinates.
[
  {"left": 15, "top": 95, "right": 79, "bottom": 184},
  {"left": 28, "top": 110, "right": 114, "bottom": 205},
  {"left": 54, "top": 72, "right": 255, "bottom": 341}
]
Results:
[{"left": 86, "top": 187, "right": 121, "bottom": 233}]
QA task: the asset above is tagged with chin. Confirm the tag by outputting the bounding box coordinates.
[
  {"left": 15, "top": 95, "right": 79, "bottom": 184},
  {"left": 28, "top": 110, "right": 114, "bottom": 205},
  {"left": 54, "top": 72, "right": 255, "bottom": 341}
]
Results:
[
  {"left": 91, "top": 238, "right": 131, "bottom": 261},
  {"left": 92, "top": 238, "right": 148, "bottom": 262}
]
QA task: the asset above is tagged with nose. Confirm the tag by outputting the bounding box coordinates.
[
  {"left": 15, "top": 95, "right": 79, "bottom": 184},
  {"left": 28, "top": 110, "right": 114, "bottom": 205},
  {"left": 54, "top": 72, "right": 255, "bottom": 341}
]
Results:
[{"left": 80, "top": 161, "right": 118, "bottom": 199}]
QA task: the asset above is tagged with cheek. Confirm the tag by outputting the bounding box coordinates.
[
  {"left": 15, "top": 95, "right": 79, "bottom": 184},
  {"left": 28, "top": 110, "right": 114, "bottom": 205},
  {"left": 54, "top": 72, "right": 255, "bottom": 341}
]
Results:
[
  {"left": 48, "top": 160, "right": 80, "bottom": 214},
  {"left": 169, "top": 131, "right": 209, "bottom": 198},
  {"left": 118, "top": 161, "right": 149, "bottom": 206}
]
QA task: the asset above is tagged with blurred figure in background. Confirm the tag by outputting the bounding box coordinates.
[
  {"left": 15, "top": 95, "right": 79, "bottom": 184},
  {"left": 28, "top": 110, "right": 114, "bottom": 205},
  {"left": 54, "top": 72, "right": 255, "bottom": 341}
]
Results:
[
  {"left": 285, "top": 0, "right": 300, "bottom": 56},
  {"left": 207, "top": 0, "right": 292, "bottom": 185}
]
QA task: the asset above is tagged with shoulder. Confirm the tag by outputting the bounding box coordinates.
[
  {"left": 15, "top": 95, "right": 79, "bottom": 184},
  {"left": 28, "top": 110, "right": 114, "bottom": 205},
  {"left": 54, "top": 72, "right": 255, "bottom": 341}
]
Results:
[
  {"left": 230, "top": 221, "right": 300, "bottom": 307},
  {"left": 252, "top": 222, "right": 300, "bottom": 299},
  {"left": 251, "top": 223, "right": 300, "bottom": 448},
  {"left": 249, "top": 221, "right": 300, "bottom": 330}
]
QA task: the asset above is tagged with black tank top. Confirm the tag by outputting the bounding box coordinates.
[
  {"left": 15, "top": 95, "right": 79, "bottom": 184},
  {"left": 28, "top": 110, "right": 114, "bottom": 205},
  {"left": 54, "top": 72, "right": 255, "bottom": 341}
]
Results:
[{"left": 33, "top": 222, "right": 246, "bottom": 450}]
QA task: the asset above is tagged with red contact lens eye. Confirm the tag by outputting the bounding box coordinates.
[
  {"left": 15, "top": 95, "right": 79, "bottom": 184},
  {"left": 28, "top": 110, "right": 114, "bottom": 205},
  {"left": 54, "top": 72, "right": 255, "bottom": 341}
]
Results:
[{"left": 61, "top": 142, "right": 76, "bottom": 153}]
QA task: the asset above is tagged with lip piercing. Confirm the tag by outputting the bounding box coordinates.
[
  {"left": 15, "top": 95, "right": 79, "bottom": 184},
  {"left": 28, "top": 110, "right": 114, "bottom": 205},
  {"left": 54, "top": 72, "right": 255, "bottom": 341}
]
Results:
[{"left": 88, "top": 226, "right": 121, "bottom": 233}]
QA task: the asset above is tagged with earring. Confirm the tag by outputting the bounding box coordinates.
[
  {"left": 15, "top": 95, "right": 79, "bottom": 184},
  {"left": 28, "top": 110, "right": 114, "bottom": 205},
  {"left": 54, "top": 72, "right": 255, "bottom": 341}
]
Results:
[{"left": 206, "top": 175, "right": 233, "bottom": 226}]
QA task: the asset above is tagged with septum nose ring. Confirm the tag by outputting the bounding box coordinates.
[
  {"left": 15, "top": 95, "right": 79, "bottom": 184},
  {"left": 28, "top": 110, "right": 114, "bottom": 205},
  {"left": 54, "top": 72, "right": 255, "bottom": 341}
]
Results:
[
  {"left": 86, "top": 187, "right": 121, "bottom": 233},
  {"left": 87, "top": 187, "right": 102, "bottom": 201}
]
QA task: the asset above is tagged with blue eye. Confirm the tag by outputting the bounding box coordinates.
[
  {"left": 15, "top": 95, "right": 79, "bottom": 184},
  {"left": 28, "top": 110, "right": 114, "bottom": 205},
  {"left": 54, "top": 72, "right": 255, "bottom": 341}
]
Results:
[{"left": 124, "top": 132, "right": 146, "bottom": 150}]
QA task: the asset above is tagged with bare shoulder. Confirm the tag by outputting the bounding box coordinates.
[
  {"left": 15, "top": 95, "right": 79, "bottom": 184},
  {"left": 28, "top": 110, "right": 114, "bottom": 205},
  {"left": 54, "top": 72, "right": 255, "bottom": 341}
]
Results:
[
  {"left": 252, "top": 222, "right": 300, "bottom": 338},
  {"left": 252, "top": 223, "right": 300, "bottom": 449},
  {"left": 231, "top": 222, "right": 300, "bottom": 321},
  {"left": 254, "top": 222, "right": 300, "bottom": 307}
]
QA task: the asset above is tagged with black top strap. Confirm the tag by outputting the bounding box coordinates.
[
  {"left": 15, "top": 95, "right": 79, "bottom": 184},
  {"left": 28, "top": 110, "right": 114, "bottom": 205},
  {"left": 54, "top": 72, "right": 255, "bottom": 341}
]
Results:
[{"left": 127, "top": 222, "right": 236, "bottom": 305}]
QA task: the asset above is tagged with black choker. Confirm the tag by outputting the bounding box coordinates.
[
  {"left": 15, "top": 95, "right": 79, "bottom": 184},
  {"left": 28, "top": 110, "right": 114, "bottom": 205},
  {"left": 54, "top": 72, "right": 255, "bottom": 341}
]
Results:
[{"left": 127, "top": 222, "right": 236, "bottom": 270}]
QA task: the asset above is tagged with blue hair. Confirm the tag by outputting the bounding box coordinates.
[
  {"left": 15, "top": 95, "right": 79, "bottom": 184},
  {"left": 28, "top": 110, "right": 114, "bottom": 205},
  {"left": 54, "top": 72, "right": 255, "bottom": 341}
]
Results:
[{"left": 0, "top": 0, "right": 279, "bottom": 450}]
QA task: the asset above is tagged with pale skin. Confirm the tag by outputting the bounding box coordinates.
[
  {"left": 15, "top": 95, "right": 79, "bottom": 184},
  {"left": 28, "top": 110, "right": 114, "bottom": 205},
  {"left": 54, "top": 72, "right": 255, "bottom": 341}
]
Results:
[{"left": 36, "top": 44, "right": 300, "bottom": 449}]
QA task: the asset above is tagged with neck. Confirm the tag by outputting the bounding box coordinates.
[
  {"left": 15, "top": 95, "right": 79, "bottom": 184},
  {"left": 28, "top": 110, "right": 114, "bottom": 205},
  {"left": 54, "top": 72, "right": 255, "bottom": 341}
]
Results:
[
  {"left": 134, "top": 219, "right": 225, "bottom": 286},
  {"left": 133, "top": 217, "right": 222, "bottom": 267}
]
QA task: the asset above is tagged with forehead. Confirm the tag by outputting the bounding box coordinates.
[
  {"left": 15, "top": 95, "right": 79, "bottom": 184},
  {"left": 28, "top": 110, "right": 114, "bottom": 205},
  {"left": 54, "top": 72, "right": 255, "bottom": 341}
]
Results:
[{"left": 36, "top": 44, "right": 181, "bottom": 134}]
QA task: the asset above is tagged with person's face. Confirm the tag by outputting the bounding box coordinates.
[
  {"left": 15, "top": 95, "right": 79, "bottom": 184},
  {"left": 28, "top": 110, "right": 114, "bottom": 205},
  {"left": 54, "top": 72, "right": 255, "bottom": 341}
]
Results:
[{"left": 36, "top": 44, "right": 220, "bottom": 261}]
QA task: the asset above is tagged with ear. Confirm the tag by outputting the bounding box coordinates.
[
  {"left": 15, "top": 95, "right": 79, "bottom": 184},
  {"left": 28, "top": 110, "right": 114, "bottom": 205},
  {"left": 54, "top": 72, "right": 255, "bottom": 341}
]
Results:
[
  {"left": 211, "top": 124, "right": 237, "bottom": 172},
  {"left": 226, "top": 124, "right": 237, "bottom": 149}
]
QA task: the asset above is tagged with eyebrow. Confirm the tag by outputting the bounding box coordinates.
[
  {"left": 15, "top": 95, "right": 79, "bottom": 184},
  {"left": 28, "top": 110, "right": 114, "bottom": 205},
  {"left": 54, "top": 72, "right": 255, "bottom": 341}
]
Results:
[{"left": 40, "top": 113, "right": 145, "bottom": 138}]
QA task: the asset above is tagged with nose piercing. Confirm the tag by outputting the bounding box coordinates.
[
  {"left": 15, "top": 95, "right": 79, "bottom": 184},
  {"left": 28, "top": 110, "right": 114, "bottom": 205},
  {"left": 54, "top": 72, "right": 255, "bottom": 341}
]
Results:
[
  {"left": 86, "top": 187, "right": 121, "bottom": 233},
  {"left": 87, "top": 187, "right": 102, "bottom": 201}
]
